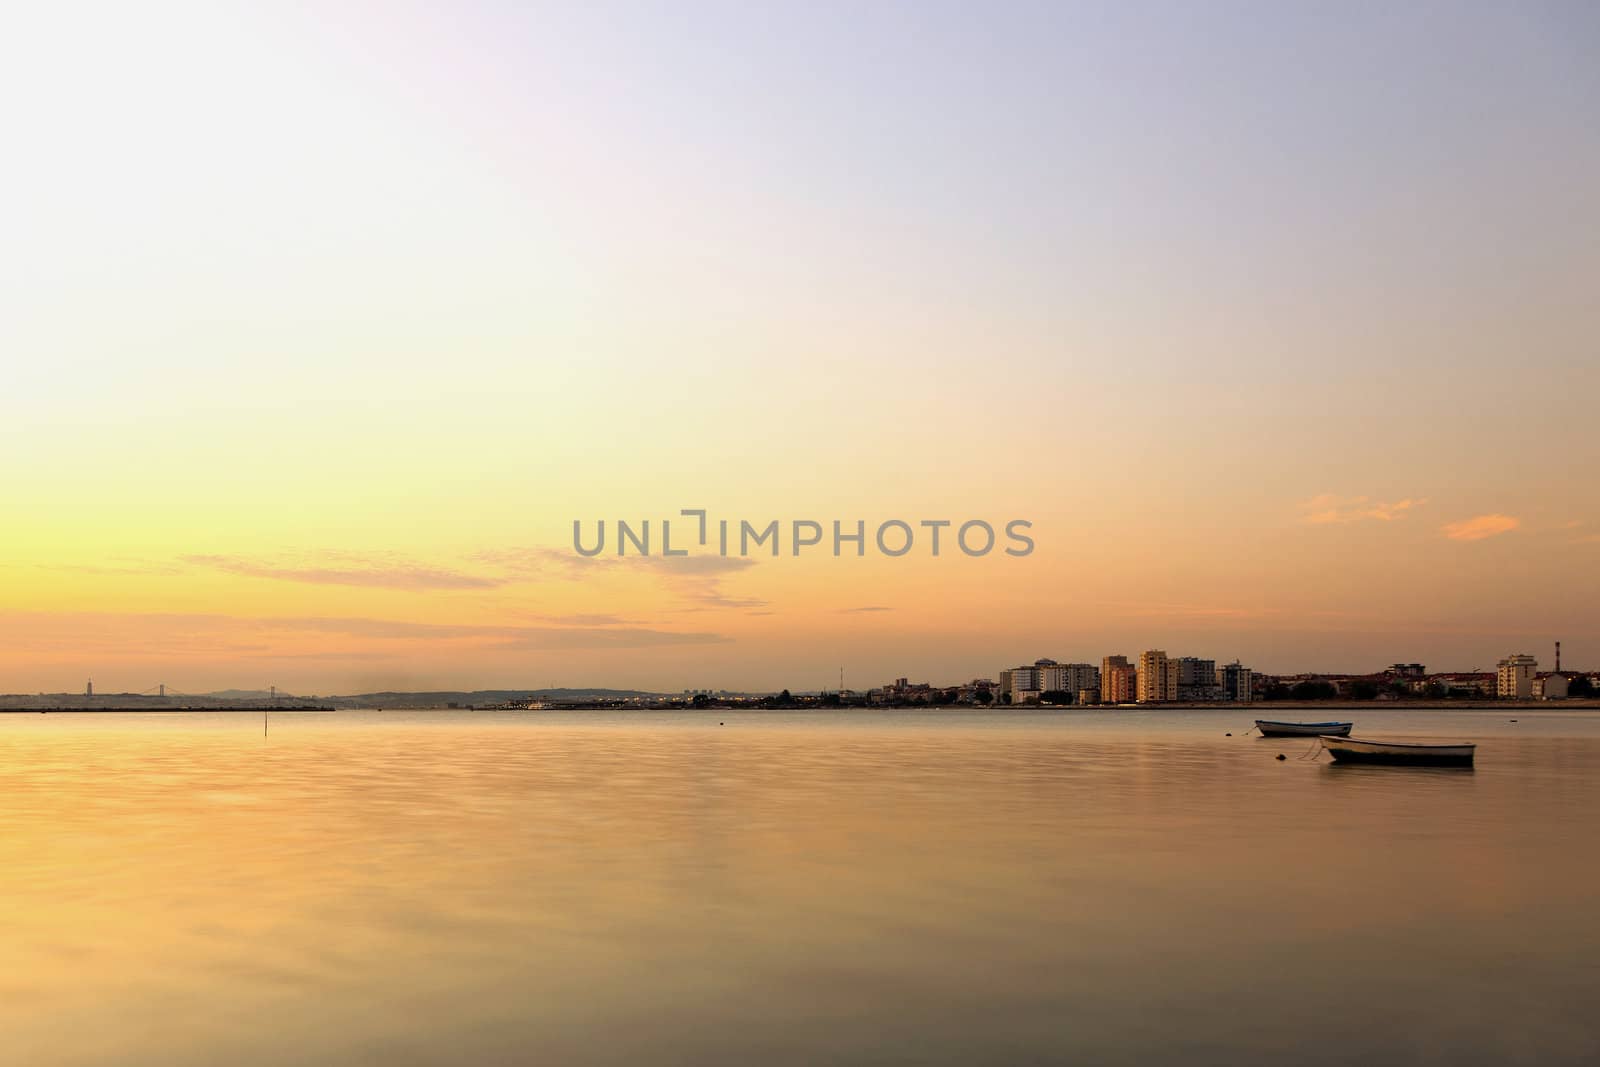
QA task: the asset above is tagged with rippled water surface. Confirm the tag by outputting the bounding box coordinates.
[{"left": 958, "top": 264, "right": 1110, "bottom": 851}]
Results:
[{"left": 2, "top": 708, "right": 1597, "bottom": 1065}]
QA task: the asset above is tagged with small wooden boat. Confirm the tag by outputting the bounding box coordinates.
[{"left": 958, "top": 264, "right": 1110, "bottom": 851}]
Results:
[
  {"left": 1255, "top": 719, "right": 1353, "bottom": 737},
  {"left": 1320, "top": 735, "right": 1475, "bottom": 766}
]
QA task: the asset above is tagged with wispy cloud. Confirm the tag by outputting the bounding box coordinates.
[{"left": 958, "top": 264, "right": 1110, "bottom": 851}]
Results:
[
  {"left": 1560, "top": 521, "right": 1599, "bottom": 545},
  {"left": 470, "top": 547, "right": 601, "bottom": 579},
  {"left": 1103, "top": 601, "right": 1279, "bottom": 620},
  {"left": 183, "top": 554, "right": 506, "bottom": 590},
  {"left": 79, "top": 543, "right": 768, "bottom": 609},
  {"left": 1441, "top": 514, "right": 1521, "bottom": 542},
  {"left": 473, "top": 547, "right": 754, "bottom": 579},
  {"left": 0, "top": 611, "right": 730, "bottom": 655},
  {"left": 839, "top": 605, "right": 892, "bottom": 613},
  {"left": 522, "top": 612, "right": 640, "bottom": 627},
  {"left": 1300, "top": 494, "right": 1426, "bottom": 525},
  {"left": 268, "top": 615, "right": 729, "bottom": 648},
  {"left": 634, "top": 556, "right": 757, "bottom": 576},
  {"left": 628, "top": 555, "right": 766, "bottom": 609}
]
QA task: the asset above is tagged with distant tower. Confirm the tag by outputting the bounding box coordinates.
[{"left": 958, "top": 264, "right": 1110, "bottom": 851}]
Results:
[
  {"left": 159, "top": 683, "right": 165, "bottom": 698},
  {"left": 86, "top": 678, "right": 93, "bottom": 699},
  {"left": 1556, "top": 641, "right": 1562, "bottom": 673}
]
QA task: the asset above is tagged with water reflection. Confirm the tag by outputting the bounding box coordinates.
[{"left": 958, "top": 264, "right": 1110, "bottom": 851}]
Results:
[{"left": 0, "top": 709, "right": 1596, "bottom": 1064}]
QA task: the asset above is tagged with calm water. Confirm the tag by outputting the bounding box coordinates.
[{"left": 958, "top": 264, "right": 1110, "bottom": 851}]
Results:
[{"left": 1, "top": 708, "right": 1597, "bottom": 1065}]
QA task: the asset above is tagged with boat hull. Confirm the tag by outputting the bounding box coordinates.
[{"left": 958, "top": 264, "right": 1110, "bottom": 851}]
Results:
[
  {"left": 1320, "top": 736, "right": 1475, "bottom": 766},
  {"left": 1255, "top": 720, "right": 1354, "bottom": 737}
]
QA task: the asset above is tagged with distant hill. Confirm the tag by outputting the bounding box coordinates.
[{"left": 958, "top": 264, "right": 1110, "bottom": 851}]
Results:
[
  {"left": 0, "top": 687, "right": 677, "bottom": 710},
  {"left": 326, "top": 688, "right": 662, "bottom": 708}
]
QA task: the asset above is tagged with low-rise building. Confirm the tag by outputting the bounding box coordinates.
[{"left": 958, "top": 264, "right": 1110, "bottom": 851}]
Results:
[
  {"left": 1533, "top": 673, "right": 1569, "bottom": 700},
  {"left": 1433, "top": 672, "right": 1493, "bottom": 697},
  {"left": 1384, "top": 663, "right": 1427, "bottom": 678},
  {"left": 957, "top": 679, "right": 997, "bottom": 704}
]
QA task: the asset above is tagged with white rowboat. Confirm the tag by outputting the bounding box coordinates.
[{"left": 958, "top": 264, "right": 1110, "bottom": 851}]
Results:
[{"left": 1255, "top": 719, "right": 1353, "bottom": 738}]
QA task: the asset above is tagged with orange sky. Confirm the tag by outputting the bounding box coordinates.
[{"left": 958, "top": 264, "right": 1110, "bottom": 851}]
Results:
[{"left": 2, "top": 4, "right": 1596, "bottom": 692}]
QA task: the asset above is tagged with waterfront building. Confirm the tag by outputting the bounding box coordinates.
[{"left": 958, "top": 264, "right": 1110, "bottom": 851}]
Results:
[
  {"left": 1533, "top": 673, "right": 1569, "bottom": 700},
  {"left": 999, "top": 665, "right": 1041, "bottom": 700},
  {"left": 1496, "top": 654, "right": 1538, "bottom": 699},
  {"left": 1001, "top": 659, "right": 1098, "bottom": 701},
  {"left": 1040, "top": 662, "right": 1099, "bottom": 697},
  {"left": 956, "top": 679, "right": 997, "bottom": 704},
  {"left": 1220, "top": 661, "right": 1253, "bottom": 703},
  {"left": 1101, "top": 655, "right": 1136, "bottom": 703},
  {"left": 1137, "top": 650, "right": 1179, "bottom": 703},
  {"left": 1176, "top": 657, "right": 1221, "bottom": 701},
  {"left": 1435, "top": 672, "right": 1493, "bottom": 697},
  {"left": 877, "top": 677, "right": 937, "bottom": 703}
]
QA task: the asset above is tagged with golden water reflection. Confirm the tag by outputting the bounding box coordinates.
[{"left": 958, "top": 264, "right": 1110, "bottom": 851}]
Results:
[{"left": 1, "top": 709, "right": 1596, "bottom": 1064}]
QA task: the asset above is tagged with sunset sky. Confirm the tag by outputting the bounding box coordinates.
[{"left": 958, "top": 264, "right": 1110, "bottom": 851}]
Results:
[{"left": 3, "top": 2, "right": 1597, "bottom": 693}]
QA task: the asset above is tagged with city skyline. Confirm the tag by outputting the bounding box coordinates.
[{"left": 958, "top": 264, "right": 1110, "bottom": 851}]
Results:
[
  {"left": 12, "top": 640, "right": 1589, "bottom": 702},
  {"left": 4, "top": 3, "right": 1598, "bottom": 693}
]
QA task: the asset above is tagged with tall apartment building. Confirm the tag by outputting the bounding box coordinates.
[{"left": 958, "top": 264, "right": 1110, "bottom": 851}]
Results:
[
  {"left": 1069, "top": 662, "right": 1100, "bottom": 701},
  {"left": 1176, "top": 657, "right": 1221, "bottom": 701},
  {"left": 1101, "top": 655, "right": 1136, "bottom": 703},
  {"left": 1137, "top": 650, "right": 1179, "bottom": 703},
  {"left": 1220, "top": 661, "right": 1254, "bottom": 703},
  {"left": 1496, "top": 654, "right": 1537, "bottom": 699},
  {"left": 1040, "top": 663, "right": 1099, "bottom": 697}
]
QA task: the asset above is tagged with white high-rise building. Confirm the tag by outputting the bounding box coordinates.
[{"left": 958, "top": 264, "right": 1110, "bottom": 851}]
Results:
[{"left": 1496, "top": 654, "right": 1537, "bottom": 699}]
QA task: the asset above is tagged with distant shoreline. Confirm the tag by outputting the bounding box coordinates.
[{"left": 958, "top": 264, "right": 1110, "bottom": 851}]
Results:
[
  {"left": 4, "top": 701, "right": 1598, "bottom": 714},
  {"left": 0, "top": 706, "right": 334, "bottom": 714}
]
